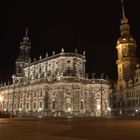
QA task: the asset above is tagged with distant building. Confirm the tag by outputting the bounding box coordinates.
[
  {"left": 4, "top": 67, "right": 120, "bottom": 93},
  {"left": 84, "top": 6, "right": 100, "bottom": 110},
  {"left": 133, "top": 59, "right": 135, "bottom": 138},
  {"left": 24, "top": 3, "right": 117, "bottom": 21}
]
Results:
[
  {"left": 112, "top": 0, "right": 140, "bottom": 116},
  {"left": 0, "top": 29, "right": 111, "bottom": 117}
]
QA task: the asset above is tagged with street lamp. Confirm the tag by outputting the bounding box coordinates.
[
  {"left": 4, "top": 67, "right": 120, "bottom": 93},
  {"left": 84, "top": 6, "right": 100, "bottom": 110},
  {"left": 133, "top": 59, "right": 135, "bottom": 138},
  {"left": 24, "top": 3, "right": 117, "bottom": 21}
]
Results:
[
  {"left": 107, "top": 107, "right": 111, "bottom": 111},
  {"left": 107, "top": 107, "right": 111, "bottom": 117},
  {"left": 0, "top": 95, "right": 4, "bottom": 111},
  {"left": 38, "top": 108, "right": 42, "bottom": 112},
  {"left": 12, "top": 75, "right": 16, "bottom": 115},
  {"left": 135, "top": 109, "right": 139, "bottom": 117},
  {"left": 38, "top": 108, "right": 43, "bottom": 118},
  {"left": 19, "top": 108, "right": 22, "bottom": 117},
  {"left": 68, "top": 107, "right": 71, "bottom": 112}
]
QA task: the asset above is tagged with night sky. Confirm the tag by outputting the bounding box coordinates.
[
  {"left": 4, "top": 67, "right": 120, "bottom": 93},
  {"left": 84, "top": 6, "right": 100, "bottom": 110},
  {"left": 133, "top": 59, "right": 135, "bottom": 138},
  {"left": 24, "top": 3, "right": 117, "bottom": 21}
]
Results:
[{"left": 0, "top": 0, "right": 140, "bottom": 83}]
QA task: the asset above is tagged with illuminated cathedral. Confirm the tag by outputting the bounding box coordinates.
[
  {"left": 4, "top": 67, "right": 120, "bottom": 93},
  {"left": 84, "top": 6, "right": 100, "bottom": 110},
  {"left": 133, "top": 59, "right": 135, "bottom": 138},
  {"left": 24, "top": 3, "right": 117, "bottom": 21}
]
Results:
[
  {"left": 2, "top": 0, "right": 140, "bottom": 118},
  {"left": 0, "top": 29, "right": 111, "bottom": 117}
]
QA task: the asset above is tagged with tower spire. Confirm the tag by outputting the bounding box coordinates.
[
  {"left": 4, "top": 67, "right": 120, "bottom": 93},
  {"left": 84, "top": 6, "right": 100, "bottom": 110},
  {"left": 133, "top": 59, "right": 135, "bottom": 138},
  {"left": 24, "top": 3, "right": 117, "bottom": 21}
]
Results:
[
  {"left": 23, "top": 27, "right": 29, "bottom": 41},
  {"left": 25, "top": 27, "right": 28, "bottom": 37},
  {"left": 15, "top": 28, "right": 31, "bottom": 76},
  {"left": 120, "top": 0, "right": 130, "bottom": 36},
  {"left": 116, "top": 0, "right": 138, "bottom": 89},
  {"left": 121, "top": 0, "right": 126, "bottom": 18},
  {"left": 19, "top": 28, "right": 31, "bottom": 61}
]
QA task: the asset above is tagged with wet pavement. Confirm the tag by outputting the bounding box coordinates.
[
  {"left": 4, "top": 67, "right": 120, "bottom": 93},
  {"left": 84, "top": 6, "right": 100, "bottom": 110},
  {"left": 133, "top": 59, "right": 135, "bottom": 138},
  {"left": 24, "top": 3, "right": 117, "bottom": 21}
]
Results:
[{"left": 0, "top": 117, "right": 140, "bottom": 140}]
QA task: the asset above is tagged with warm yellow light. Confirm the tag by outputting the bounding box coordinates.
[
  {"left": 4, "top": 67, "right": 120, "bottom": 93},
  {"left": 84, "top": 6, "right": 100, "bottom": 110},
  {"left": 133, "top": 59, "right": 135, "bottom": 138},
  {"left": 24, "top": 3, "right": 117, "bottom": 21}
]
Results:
[
  {"left": 97, "top": 104, "right": 101, "bottom": 110},
  {"left": 107, "top": 107, "right": 111, "bottom": 111},
  {"left": 68, "top": 107, "right": 71, "bottom": 111},
  {"left": 0, "top": 95, "right": 3, "bottom": 102},
  {"left": 38, "top": 108, "right": 42, "bottom": 112}
]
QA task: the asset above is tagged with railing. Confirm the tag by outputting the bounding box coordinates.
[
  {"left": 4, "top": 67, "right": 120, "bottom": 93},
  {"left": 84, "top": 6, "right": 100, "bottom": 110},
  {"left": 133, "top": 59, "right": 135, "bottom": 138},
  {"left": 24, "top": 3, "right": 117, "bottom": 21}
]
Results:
[{"left": 0, "top": 76, "right": 110, "bottom": 91}]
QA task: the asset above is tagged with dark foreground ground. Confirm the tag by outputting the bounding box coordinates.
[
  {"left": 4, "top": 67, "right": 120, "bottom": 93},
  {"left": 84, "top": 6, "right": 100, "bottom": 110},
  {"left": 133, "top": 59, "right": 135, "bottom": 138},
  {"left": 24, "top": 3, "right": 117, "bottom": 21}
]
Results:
[{"left": 0, "top": 117, "right": 140, "bottom": 140}]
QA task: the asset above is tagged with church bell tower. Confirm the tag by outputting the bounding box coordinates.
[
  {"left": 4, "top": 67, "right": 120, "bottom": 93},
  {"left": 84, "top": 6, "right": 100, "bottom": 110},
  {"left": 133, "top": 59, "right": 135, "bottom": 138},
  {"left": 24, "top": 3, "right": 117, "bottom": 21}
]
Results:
[
  {"left": 15, "top": 28, "right": 31, "bottom": 77},
  {"left": 116, "top": 0, "right": 138, "bottom": 90}
]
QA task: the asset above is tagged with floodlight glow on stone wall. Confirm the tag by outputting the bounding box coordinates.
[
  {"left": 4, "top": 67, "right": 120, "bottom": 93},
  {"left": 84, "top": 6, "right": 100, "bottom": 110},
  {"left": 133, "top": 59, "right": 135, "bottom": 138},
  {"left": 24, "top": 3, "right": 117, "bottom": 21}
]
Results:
[{"left": 0, "top": 95, "right": 4, "bottom": 102}]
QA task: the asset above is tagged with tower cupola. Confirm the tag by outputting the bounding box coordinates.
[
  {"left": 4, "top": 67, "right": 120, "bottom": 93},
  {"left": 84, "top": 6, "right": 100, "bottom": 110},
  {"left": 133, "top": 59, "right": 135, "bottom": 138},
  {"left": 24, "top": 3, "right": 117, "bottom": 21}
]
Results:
[
  {"left": 116, "top": 0, "right": 138, "bottom": 89},
  {"left": 117, "top": 0, "right": 136, "bottom": 46}
]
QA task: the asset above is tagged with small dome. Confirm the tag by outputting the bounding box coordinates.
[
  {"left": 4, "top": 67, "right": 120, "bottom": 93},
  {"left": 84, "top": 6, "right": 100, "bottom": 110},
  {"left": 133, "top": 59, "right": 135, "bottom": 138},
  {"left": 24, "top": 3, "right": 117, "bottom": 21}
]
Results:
[{"left": 117, "top": 35, "right": 136, "bottom": 45}]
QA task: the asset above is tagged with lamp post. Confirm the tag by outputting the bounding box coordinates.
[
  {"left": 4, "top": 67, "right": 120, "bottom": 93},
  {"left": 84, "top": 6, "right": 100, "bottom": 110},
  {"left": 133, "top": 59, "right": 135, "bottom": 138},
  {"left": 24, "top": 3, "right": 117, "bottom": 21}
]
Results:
[
  {"left": 107, "top": 107, "right": 111, "bottom": 117},
  {"left": 135, "top": 109, "right": 138, "bottom": 116},
  {"left": 19, "top": 108, "right": 22, "bottom": 117},
  {"left": 38, "top": 107, "right": 42, "bottom": 118},
  {"left": 12, "top": 77, "right": 16, "bottom": 115}
]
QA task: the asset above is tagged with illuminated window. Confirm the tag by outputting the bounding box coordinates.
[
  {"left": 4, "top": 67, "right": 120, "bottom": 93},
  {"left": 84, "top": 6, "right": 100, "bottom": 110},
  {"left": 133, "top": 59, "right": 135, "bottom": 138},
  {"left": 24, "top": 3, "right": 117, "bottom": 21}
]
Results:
[
  {"left": 96, "top": 99, "right": 101, "bottom": 110},
  {"left": 97, "top": 104, "right": 101, "bottom": 110}
]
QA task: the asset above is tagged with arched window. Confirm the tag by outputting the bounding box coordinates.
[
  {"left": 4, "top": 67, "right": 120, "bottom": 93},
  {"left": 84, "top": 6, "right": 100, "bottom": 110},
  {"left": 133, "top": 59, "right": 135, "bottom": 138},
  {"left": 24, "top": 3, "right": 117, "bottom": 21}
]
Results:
[
  {"left": 33, "top": 102, "right": 36, "bottom": 109},
  {"left": 52, "top": 100, "right": 56, "bottom": 110},
  {"left": 26, "top": 103, "right": 29, "bottom": 109},
  {"left": 40, "top": 102, "right": 42, "bottom": 108},
  {"left": 80, "top": 101, "right": 84, "bottom": 110}
]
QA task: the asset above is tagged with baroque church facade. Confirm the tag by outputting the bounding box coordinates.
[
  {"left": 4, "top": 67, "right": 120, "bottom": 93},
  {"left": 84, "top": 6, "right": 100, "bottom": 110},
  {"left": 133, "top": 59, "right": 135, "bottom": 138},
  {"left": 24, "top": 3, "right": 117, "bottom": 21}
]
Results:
[
  {"left": 0, "top": 29, "right": 111, "bottom": 117},
  {"left": 2, "top": 0, "right": 140, "bottom": 118},
  {"left": 112, "top": 0, "right": 140, "bottom": 116}
]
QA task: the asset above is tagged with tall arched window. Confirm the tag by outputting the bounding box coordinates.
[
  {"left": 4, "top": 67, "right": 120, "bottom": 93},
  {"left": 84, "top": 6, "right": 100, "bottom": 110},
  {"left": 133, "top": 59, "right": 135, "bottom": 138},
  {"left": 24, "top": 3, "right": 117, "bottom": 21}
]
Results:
[
  {"left": 80, "top": 101, "right": 84, "bottom": 110},
  {"left": 52, "top": 100, "right": 56, "bottom": 110}
]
